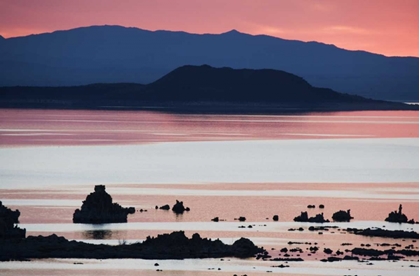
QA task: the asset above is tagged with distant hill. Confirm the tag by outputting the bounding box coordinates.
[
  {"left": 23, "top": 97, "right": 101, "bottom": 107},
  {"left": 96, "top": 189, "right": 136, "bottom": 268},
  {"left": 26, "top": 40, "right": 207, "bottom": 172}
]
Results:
[
  {"left": 0, "top": 25, "right": 418, "bottom": 101},
  {"left": 141, "top": 65, "right": 363, "bottom": 103},
  {"left": 0, "top": 65, "right": 416, "bottom": 112}
]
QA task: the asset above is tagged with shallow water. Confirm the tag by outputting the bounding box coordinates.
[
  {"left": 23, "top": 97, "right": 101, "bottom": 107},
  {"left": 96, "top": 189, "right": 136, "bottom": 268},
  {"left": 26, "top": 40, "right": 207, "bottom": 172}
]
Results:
[{"left": 0, "top": 109, "right": 418, "bottom": 275}]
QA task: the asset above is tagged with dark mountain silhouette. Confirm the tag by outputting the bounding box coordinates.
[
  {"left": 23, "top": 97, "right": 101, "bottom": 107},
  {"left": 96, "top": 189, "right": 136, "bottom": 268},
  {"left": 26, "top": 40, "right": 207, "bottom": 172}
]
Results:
[
  {"left": 0, "top": 65, "right": 416, "bottom": 112},
  {"left": 142, "top": 65, "right": 362, "bottom": 103},
  {"left": 0, "top": 25, "right": 417, "bottom": 101}
]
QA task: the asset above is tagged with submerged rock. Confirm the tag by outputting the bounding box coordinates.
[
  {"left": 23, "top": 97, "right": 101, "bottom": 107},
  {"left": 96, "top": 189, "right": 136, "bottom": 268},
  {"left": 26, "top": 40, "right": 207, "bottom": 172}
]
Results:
[
  {"left": 0, "top": 201, "right": 26, "bottom": 240},
  {"left": 332, "top": 210, "right": 353, "bottom": 222},
  {"left": 72, "top": 185, "right": 135, "bottom": 224}
]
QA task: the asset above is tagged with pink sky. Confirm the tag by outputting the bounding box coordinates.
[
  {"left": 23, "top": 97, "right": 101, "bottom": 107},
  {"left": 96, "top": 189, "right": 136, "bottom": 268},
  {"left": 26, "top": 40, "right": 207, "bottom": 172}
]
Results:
[{"left": 0, "top": 0, "right": 418, "bottom": 57}]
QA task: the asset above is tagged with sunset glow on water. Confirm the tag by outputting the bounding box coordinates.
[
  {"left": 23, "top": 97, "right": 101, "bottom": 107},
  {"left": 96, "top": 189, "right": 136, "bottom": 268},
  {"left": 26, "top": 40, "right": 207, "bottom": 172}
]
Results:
[{"left": 0, "top": 109, "right": 418, "bottom": 275}]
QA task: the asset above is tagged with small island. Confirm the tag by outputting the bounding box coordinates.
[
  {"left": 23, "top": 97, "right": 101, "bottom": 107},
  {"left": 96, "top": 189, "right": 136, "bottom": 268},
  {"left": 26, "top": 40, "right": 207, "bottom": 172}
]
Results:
[{"left": 73, "top": 185, "right": 135, "bottom": 224}]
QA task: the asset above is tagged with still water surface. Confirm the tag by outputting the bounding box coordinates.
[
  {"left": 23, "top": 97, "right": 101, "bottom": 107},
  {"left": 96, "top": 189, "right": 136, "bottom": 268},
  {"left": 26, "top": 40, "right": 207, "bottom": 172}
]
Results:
[{"left": 0, "top": 109, "right": 418, "bottom": 275}]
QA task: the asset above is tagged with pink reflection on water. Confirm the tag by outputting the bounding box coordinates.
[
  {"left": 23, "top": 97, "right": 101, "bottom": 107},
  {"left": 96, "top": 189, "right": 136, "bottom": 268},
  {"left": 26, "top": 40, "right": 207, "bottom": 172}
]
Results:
[
  {"left": 0, "top": 109, "right": 418, "bottom": 146},
  {"left": 4, "top": 182, "right": 417, "bottom": 225}
]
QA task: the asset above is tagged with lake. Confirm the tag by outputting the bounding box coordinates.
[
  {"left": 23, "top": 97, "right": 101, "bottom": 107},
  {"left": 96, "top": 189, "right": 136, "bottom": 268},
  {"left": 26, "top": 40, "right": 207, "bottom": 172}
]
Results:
[{"left": 0, "top": 109, "right": 418, "bottom": 276}]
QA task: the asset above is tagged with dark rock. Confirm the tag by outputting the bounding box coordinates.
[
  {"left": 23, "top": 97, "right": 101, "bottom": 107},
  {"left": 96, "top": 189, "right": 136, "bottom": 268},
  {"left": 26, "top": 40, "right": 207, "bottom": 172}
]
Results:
[
  {"left": 294, "top": 211, "right": 329, "bottom": 223},
  {"left": 72, "top": 185, "right": 135, "bottom": 224},
  {"left": 280, "top": 247, "right": 288, "bottom": 253},
  {"left": 294, "top": 211, "right": 309, "bottom": 222},
  {"left": 271, "top": 257, "right": 304, "bottom": 261},
  {"left": 238, "top": 217, "right": 246, "bottom": 222},
  {"left": 0, "top": 201, "right": 26, "bottom": 240},
  {"left": 347, "top": 227, "right": 419, "bottom": 239},
  {"left": 272, "top": 264, "right": 289, "bottom": 268},
  {"left": 320, "top": 256, "right": 341, "bottom": 262},
  {"left": 307, "top": 205, "right": 315, "bottom": 208},
  {"left": 319, "top": 204, "right": 325, "bottom": 209},
  {"left": 289, "top": 247, "right": 303, "bottom": 253},
  {"left": 385, "top": 204, "right": 416, "bottom": 224},
  {"left": 343, "top": 255, "right": 359, "bottom": 261},
  {"left": 0, "top": 231, "right": 265, "bottom": 260},
  {"left": 211, "top": 217, "right": 219, "bottom": 222},
  {"left": 309, "top": 246, "right": 319, "bottom": 252},
  {"left": 159, "top": 205, "right": 170, "bottom": 210},
  {"left": 332, "top": 209, "right": 353, "bottom": 222},
  {"left": 172, "top": 200, "right": 189, "bottom": 214},
  {"left": 323, "top": 248, "right": 333, "bottom": 254},
  {"left": 272, "top": 215, "right": 279, "bottom": 221},
  {"left": 351, "top": 247, "right": 419, "bottom": 257}
]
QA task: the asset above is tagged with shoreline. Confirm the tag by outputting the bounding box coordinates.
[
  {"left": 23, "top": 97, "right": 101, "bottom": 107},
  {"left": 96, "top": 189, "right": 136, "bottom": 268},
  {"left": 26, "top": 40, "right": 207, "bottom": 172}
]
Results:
[{"left": 0, "top": 101, "right": 418, "bottom": 114}]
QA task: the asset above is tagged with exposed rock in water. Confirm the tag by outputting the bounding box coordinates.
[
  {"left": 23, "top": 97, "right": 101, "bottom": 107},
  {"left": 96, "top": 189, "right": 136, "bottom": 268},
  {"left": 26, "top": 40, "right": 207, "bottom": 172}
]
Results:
[
  {"left": 351, "top": 247, "right": 418, "bottom": 257},
  {"left": 211, "top": 217, "right": 219, "bottom": 222},
  {"left": 159, "top": 205, "right": 170, "bottom": 210},
  {"left": 346, "top": 227, "right": 419, "bottom": 239},
  {"left": 172, "top": 200, "right": 190, "bottom": 214},
  {"left": 270, "top": 257, "right": 304, "bottom": 261},
  {"left": 73, "top": 185, "right": 135, "bottom": 224},
  {"left": 332, "top": 209, "right": 353, "bottom": 222},
  {"left": 0, "top": 231, "right": 265, "bottom": 260},
  {"left": 293, "top": 211, "right": 329, "bottom": 223},
  {"left": 272, "top": 215, "right": 279, "bottom": 221},
  {"left": 385, "top": 204, "right": 417, "bottom": 224},
  {"left": 0, "top": 201, "right": 26, "bottom": 240}
]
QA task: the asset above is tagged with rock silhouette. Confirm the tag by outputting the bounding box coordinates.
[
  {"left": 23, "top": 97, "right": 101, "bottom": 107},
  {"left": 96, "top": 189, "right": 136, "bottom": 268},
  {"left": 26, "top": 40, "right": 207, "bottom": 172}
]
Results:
[
  {"left": 385, "top": 204, "right": 417, "bottom": 224},
  {"left": 159, "top": 204, "right": 170, "bottom": 210},
  {"left": 172, "top": 200, "right": 190, "bottom": 214},
  {"left": 293, "top": 211, "right": 329, "bottom": 223},
  {"left": 0, "top": 231, "right": 265, "bottom": 260},
  {"left": 332, "top": 210, "right": 353, "bottom": 222},
  {"left": 73, "top": 185, "right": 135, "bottom": 224},
  {"left": 0, "top": 201, "right": 26, "bottom": 240}
]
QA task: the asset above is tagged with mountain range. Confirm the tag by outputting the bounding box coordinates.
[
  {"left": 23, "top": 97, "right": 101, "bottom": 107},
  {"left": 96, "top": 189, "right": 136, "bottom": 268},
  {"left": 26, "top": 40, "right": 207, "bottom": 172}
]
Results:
[
  {"left": 0, "top": 25, "right": 418, "bottom": 102},
  {"left": 0, "top": 65, "right": 415, "bottom": 112}
]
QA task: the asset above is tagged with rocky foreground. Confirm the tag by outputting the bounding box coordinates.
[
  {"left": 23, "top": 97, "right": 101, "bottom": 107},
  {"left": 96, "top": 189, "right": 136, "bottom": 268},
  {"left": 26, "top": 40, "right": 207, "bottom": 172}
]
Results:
[
  {"left": 0, "top": 231, "right": 265, "bottom": 261},
  {"left": 73, "top": 185, "right": 135, "bottom": 223}
]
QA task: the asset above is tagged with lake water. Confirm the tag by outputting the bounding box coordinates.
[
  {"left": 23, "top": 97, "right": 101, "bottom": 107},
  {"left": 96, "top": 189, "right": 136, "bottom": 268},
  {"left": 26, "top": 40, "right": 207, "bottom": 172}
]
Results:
[{"left": 0, "top": 109, "right": 418, "bottom": 275}]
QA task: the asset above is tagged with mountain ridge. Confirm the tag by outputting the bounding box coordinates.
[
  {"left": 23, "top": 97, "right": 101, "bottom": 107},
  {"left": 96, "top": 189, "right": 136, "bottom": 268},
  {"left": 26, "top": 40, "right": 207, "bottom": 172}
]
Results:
[{"left": 0, "top": 25, "right": 418, "bottom": 101}]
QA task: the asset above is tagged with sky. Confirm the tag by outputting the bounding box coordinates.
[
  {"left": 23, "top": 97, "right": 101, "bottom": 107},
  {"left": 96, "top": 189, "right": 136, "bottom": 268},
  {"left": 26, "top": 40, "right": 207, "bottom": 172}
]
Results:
[{"left": 0, "top": 0, "right": 418, "bottom": 57}]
